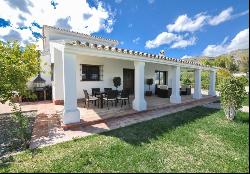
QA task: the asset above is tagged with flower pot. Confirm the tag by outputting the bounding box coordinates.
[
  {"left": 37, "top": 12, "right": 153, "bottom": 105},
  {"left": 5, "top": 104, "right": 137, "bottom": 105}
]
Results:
[{"left": 145, "top": 91, "right": 152, "bottom": 96}]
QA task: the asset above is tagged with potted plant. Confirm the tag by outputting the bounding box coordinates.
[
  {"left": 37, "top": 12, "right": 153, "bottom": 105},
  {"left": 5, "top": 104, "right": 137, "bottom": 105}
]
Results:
[
  {"left": 145, "top": 78, "right": 153, "bottom": 96},
  {"left": 113, "top": 77, "right": 121, "bottom": 90}
]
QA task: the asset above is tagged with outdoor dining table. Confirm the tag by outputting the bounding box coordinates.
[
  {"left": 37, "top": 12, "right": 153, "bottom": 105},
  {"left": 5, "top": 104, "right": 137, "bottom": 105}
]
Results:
[
  {"left": 94, "top": 91, "right": 106, "bottom": 108},
  {"left": 94, "top": 90, "right": 122, "bottom": 108}
]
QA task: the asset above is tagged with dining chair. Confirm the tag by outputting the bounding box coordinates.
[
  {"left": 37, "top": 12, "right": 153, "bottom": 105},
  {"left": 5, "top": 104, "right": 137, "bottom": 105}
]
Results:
[
  {"left": 104, "top": 88, "right": 112, "bottom": 93},
  {"left": 91, "top": 88, "right": 101, "bottom": 97},
  {"left": 103, "top": 88, "right": 112, "bottom": 97},
  {"left": 83, "top": 90, "right": 99, "bottom": 108},
  {"left": 117, "top": 89, "right": 130, "bottom": 108},
  {"left": 103, "top": 90, "right": 118, "bottom": 109}
]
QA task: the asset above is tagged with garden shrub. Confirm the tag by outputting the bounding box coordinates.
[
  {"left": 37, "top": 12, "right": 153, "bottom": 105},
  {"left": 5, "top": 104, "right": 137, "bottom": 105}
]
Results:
[
  {"left": 236, "top": 76, "right": 249, "bottom": 87},
  {"left": 219, "top": 77, "right": 246, "bottom": 120},
  {"left": 10, "top": 103, "right": 32, "bottom": 149}
]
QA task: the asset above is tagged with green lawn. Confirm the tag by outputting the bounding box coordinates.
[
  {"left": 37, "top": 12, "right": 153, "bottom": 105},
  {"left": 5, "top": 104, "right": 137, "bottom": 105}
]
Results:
[{"left": 0, "top": 107, "right": 249, "bottom": 173}]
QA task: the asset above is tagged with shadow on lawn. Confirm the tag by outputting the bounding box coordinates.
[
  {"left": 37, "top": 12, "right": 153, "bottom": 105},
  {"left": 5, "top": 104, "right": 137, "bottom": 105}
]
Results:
[
  {"left": 235, "top": 111, "right": 249, "bottom": 124},
  {"left": 101, "top": 106, "right": 220, "bottom": 146},
  {"left": 0, "top": 155, "right": 14, "bottom": 169}
]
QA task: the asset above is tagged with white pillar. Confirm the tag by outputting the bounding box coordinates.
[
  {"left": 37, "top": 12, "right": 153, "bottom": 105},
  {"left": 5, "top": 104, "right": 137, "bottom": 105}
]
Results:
[
  {"left": 170, "top": 66, "right": 181, "bottom": 103},
  {"left": 52, "top": 48, "right": 64, "bottom": 102},
  {"left": 193, "top": 69, "right": 202, "bottom": 99},
  {"left": 133, "top": 61, "right": 147, "bottom": 111},
  {"left": 209, "top": 70, "right": 216, "bottom": 96},
  {"left": 62, "top": 52, "right": 80, "bottom": 124}
]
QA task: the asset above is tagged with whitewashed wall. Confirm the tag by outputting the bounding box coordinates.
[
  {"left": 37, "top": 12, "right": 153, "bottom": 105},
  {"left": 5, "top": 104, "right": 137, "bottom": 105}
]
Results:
[
  {"left": 27, "top": 53, "right": 52, "bottom": 89},
  {"left": 30, "top": 50, "right": 178, "bottom": 101},
  {"left": 52, "top": 54, "right": 174, "bottom": 100},
  {"left": 144, "top": 62, "right": 174, "bottom": 94},
  {"left": 76, "top": 54, "right": 133, "bottom": 98}
]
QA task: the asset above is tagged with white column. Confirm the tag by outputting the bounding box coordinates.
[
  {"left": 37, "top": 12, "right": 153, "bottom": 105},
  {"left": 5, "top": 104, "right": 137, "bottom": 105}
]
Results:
[
  {"left": 193, "top": 69, "right": 202, "bottom": 99},
  {"left": 209, "top": 70, "right": 216, "bottom": 96},
  {"left": 133, "top": 61, "right": 147, "bottom": 111},
  {"left": 62, "top": 52, "right": 80, "bottom": 124},
  {"left": 170, "top": 66, "right": 181, "bottom": 103},
  {"left": 52, "top": 48, "right": 64, "bottom": 101}
]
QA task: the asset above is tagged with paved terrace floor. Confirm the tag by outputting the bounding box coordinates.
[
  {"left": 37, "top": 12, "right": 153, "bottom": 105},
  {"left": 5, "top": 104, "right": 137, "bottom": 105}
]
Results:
[
  {"left": 1, "top": 94, "right": 211, "bottom": 124},
  {"left": 56, "top": 95, "right": 210, "bottom": 125},
  {"left": 0, "top": 93, "right": 219, "bottom": 149}
]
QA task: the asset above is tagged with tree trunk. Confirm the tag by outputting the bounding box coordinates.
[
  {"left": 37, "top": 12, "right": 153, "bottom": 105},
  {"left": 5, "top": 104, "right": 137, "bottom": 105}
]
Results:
[{"left": 224, "top": 105, "right": 236, "bottom": 121}]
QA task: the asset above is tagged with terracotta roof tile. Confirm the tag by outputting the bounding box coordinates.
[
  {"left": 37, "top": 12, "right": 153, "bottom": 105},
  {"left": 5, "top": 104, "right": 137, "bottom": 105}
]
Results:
[
  {"left": 65, "top": 40, "right": 216, "bottom": 69},
  {"left": 43, "top": 25, "right": 119, "bottom": 44}
]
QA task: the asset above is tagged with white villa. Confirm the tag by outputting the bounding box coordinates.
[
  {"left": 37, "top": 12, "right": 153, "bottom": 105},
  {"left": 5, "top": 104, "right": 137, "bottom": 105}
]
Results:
[{"left": 37, "top": 25, "right": 217, "bottom": 125}]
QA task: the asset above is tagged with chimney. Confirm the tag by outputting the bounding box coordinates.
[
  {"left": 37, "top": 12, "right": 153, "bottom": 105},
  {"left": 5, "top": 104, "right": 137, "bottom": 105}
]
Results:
[{"left": 159, "top": 50, "right": 165, "bottom": 56}]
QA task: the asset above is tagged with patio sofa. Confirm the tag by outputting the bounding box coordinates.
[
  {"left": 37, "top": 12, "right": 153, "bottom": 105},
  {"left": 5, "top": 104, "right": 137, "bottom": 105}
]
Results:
[
  {"left": 155, "top": 84, "right": 191, "bottom": 97},
  {"left": 180, "top": 85, "right": 191, "bottom": 95},
  {"left": 155, "top": 85, "right": 172, "bottom": 98}
]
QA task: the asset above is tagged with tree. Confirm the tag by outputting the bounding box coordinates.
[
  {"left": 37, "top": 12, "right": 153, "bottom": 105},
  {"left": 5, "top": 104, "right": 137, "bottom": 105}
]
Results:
[
  {"left": 216, "top": 68, "right": 232, "bottom": 90},
  {"left": 199, "top": 58, "right": 213, "bottom": 66},
  {"left": 0, "top": 41, "right": 40, "bottom": 103},
  {"left": 200, "top": 71, "right": 210, "bottom": 89},
  {"left": 181, "top": 70, "right": 194, "bottom": 87},
  {"left": 239, "top": 55, "right": 249, "bottom": 73},
  {"left": 0, "top": 41, "right": 40, "bottom": 149},
  {"left": 236, "top": 76, "right": 249, "bottom": 86},
  {"left": 213, "top": 55, "right": 239, "bottom": 72},
  {"left": 219, "top": 77, "right": 246, "bottom": 120},
  {"left": 182, "top": 78, "right": 191, "bottom": 86}
]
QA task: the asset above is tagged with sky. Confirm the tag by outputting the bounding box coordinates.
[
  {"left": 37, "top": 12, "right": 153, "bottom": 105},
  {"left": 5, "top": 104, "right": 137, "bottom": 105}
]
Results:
[{"left": 0, "top": 0, "right": 249, "bottom": 59}]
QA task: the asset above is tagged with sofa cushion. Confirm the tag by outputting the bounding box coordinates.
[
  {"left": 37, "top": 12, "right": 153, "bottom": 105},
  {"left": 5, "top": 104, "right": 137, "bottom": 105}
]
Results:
[
  {"left": 159, "top": 85, "right": 168, "bottom": 90},
  {"left": 181, "top": 87, "right": 186, "bottom": 91}
]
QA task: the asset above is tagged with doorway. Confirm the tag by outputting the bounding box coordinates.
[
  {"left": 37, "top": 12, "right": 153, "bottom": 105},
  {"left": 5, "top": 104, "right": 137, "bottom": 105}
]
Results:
[{"left": 123, "top": 68, "right": 134, "bottom": 94}]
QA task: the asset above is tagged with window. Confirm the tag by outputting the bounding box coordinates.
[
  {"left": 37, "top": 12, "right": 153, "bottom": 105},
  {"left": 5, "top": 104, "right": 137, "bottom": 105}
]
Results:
[
  {"left": 80, "top": 64, "right": 103, "bottom": 81},
  {"left": 155, "top": 71, "right": 168, "bottom": 85}
]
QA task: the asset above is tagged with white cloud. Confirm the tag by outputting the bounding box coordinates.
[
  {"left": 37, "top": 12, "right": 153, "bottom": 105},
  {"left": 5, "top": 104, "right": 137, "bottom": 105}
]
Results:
[
  {"left": 232, "top": 10, "right": 249, "bottom": 18},
  {"left": 181, "top": 55, "right": 193, "bottom": 59},
  {"left": 145, "top": 7, "right": 248, "bottom": 50},
  {"left": 145, "top": 32, "right": 196, "bottom": 49},
  {"left": 202, "top": 44, "right": 226, "bottom": 57},
  {"left": 167, "top": 13, "right": 208, "bottom": 32},
  {"left": 145, "top": 32, "right": 182, "bottom": 49},
  {"left": 0, "top": 0, "right": 116, "bottom": 49},
  {"left": 170, "top": 36, "right": 196, "bottom": 48},
  {"left": 208, "top": 7, "right": 233, "bottom": 26},
  {"left": 227, "top": 28, "right": 249, "bottom": 51},
  {"left": 202, "top": 28, "right": 249, "bottom": 56},
  {"left": 167, "top": 7, "right": 248, "bottom": 33},
  {"left": 132, "top": 37, "right": 140, "bottom": 44}
]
